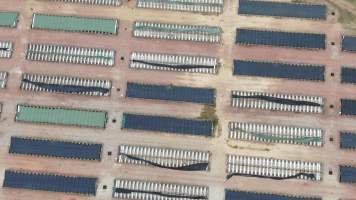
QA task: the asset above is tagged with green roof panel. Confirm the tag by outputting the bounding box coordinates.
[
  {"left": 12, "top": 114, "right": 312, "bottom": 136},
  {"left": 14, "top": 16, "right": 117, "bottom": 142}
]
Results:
[
  {"left": 0, "top": 12, "right": 18, "bottom": 27},
  {"left": 32, "top": 13, "right": 118, "bottom": 34},
  {"left": 16, "top": 104, "right": 107, "bottom": 128}
]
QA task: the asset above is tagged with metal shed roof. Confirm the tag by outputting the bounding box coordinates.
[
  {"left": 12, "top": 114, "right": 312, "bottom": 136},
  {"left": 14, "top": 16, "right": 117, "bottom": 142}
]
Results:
[
  {"left": 126, "top": 82, "right": 215, "bottom": 105},
  {"left": 238, "top": 0, "right": 326, "bottom": 20},
  {"left": 15, "top": 104, "right": 108, "bottom": 128},
  {"left": 3, "top": 170, "right": 97, "bottom": 195},
  {"left": 9, "top": 137, "right": 102, "bottom": 160},
  {"left": 32, "top": 13, "right": 118, "bottom": 34},
  {"left": 122, "top": 113, "right": 213, "bottom": 137},
  {"left": 0, "top": 12, "right": 18, "bottom": 27}
]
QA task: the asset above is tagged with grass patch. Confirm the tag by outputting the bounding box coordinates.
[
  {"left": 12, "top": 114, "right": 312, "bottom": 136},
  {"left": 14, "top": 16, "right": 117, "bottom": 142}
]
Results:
[
  {"left": 198, "top": 105, "right": 218, "bottom": 127},
  {"left": 291, "top": 0, "right": 305, "bottom": 3},
  {"left": 326, "top": 0, "right": 356, "bottom": 27},
  {"left": 339, "top": 9, "right": 356, "bottom": 25},
  {"left": 346, "top": 0, "right": 356, "bottom": 6}
]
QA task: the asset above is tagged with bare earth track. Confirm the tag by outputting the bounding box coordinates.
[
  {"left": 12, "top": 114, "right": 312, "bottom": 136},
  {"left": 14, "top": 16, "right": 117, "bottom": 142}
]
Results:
[{"left": 0, "top": 0, "right": 356, "bottom": 200}]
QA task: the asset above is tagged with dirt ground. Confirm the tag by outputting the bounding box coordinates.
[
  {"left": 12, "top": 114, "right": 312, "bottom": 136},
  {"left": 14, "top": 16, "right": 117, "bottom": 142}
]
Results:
[{"left": 0, "top": 0, "right": 356, "bottom": 200}]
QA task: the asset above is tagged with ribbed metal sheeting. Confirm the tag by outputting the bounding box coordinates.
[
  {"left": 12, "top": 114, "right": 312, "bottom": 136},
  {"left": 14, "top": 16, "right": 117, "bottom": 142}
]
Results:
[
  {"left": 0, "top": 71, "right": 8, "bottom": 88},
  {"left": 9, "top": 136, "right": 102, "bottom": 160},
  {"left": 21, "top": 73, "right": 112, "bottom": 96},
  {"left": 113, "top": 179, "right": 209, "bottom": 200},
  {"left": 31, "top": 13, "right": 118, "bottom": 35},
  {"left": 130, "top": 52, "right": 218, "bottom": 74},
  {"left": 236, "top": 29, "right": 326, "bottom": 49},
  {"left": 50, "top": 0, "right": 121, "bottom": 6},
  {"left": 228, "top": 122, "right": 324, "bottom": 147},
  {"left": 0, "top": 41, "right": 13, "bottom": 58},
  {"left": 122, "top": 113, "right": 214, "bottom": 137},
  {"left": 238, "top": 0, "right": 327, "bottom": 20},
  {"left": 137, "top": 0, "right": 224, "bottom": 14},
  {"left": 126, "top": 82, "right": 215, "bottom": 105},
  {"left": 26, "top": 43, "right": 115, "bottom": 66},
  {"left": 0, "top": 11, "right": 19, "bottom": 27},
  {"left": 16, "top": 104, "right": 108, "bottom": 129},
  {"left": 118, "top": 144, "right": 210, "bottom": 170},
  {"left": 342, "top": 36, "right": 356, "bottom": 52},
  {"left": 233, "top": 60, "right": 325, "bottom": 81},
  {"left": 225, "top": 190, "right": 322, "bottom": 200},
  {"left": 340, "top": 132, "right": 356, "bottom": 150},
  {"left": 231, "top": 90, "right": 324, "bottom": 113},
  {"left": 341, "top": 67, "right": 356, "bottom": 84},
  {"left": 227, "top": 154, "right": 322, "bottom": 181},
  {"left": 133, "top": 21, "right": 221, "bottom": 43},
  {"left": 3, "top": 170, "right": 97, "bottom": 195},
  {"left": 341, "top": 99, "right": 356, "bottom": 116},
  {"left": 340, "top": 166, "right": 356, "bottom": 183}
]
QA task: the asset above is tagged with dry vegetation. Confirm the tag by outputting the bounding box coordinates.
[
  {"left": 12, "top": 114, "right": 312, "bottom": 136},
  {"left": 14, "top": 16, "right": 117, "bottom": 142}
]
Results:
[
  {"left": 328, "top": 0, "right": 356, "bottom": 26},
  {"left": 346, "top": 0, "right": 356, "bottom": 6},
  {"left": 197, "top": 105, "right": 218, "bottom": 127}
]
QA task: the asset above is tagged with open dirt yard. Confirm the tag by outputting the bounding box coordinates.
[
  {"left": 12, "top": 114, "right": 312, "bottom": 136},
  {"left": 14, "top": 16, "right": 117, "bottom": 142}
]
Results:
[{"left": 0, "top": 0, "right": 356, "bottom": 200}]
